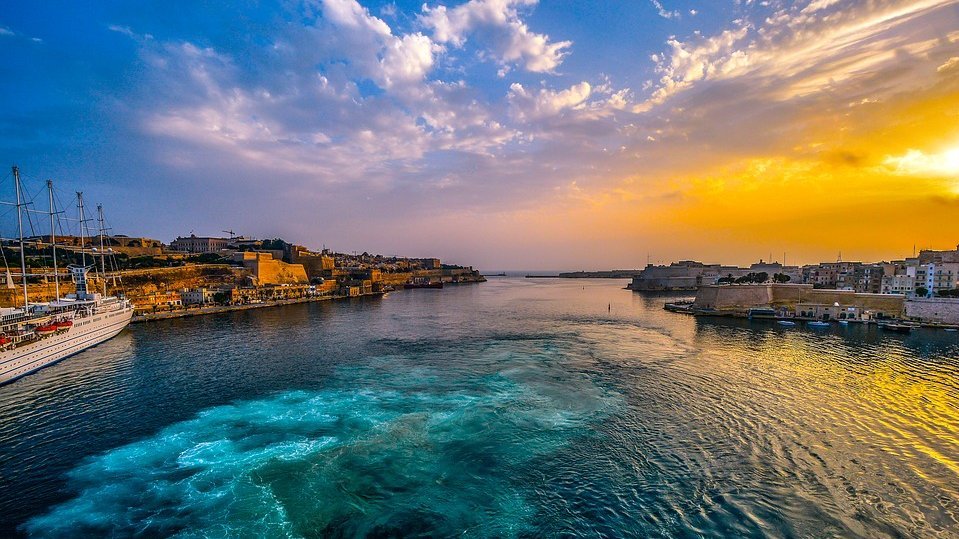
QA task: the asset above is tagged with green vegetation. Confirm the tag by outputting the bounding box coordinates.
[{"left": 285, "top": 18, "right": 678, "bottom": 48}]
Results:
[
  {"left": 717, "top": 272, "right": 769, "bottom": 284},
  {"left": 773, "top": 273, "right": 791, "bottom": 283},
  {"left": 260, "top": 238, "right": 289, "bottom": 250},
  {"left": 915, "top": 286, "right": 929, "bottom": 297}
]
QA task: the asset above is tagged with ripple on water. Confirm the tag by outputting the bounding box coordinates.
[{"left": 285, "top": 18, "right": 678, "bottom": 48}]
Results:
[{"left": 23, "top": 342, "right": 620, "bottom": 538}]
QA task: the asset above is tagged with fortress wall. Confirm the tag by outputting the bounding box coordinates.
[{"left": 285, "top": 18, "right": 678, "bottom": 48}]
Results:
[
  {"left": 905, "top": 298, "right": 959, "bottom": 324},
  {"left": 694, "top": 284, "right": 774, "bottom": 310}
]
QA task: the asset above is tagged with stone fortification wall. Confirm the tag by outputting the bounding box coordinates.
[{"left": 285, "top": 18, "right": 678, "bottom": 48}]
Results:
[
  {"left": 802, "top": 290, "right": 905, "bottom": 316},
  {"left": 0, "top": 282, "right": 76, "bottom": 306},
  {"left": 694, "top": 284, "right": 777, "bottom": 310},
  {"left": 235, "top": 252, "right": 308, "bottom": 285},
  {"left": 0, "top": 265, "right": 245, "bottom": 308},
  {"left": 694, "top": 284, "right": 905, "bottom": 316},
  {"left": 905, "top": 298, "right": 959, "bottom": 324},
  {"left": 632, "top": 276, "right": 699, "bottom": 290}
]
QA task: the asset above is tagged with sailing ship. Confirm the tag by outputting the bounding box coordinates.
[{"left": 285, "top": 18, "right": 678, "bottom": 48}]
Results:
[{"left": 0, "top": 166, "right": 134, "bottom": 385}]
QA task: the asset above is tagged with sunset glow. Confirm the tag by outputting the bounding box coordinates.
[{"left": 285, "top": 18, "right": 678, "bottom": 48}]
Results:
[{"left": 2, "top": 0, "right": 958, "bottom": 268}]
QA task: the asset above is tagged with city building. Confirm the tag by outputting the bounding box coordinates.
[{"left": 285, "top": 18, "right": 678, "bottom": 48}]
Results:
[
  {"left": 170, "top": 234, "right": 231, "bottom": 253},
  {"left": 181, "top": 288, "right": 217, "bottom": 305}
]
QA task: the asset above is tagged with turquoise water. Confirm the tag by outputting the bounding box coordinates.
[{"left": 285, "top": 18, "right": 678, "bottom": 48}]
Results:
[{"left": 1, "top": 278, "right": 958, "bottom": 537}]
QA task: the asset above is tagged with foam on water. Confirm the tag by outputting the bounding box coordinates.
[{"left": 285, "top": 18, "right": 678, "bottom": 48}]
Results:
[
  {"left": 6, "top": 279, "right": 959, "bottom": 537},
  {"left": 24, "top": 344, "right": 619, "bottom": 538}
]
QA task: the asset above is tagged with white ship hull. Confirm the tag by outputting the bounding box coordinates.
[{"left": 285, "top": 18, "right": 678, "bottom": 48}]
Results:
[{"left": 0, "top": 305, "right": 133, "bottom": 385}]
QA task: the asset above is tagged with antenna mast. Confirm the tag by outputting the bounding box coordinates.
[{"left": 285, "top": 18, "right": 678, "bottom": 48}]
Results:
[{"left": 12, "top": 166, "right": 29, "bottom": 308}]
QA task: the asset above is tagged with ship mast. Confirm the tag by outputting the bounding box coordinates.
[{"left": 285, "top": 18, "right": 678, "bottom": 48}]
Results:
[
  {"left": 47, "top": 180, "right": 60, "bottom": 299},
  {"left": 97, "top": 204, "right": 106, "bottom": 295},
  {"left": 12, "top": 166, "right": 29, "bottom": 308},
  {"left": 77, "top": 192, "right": 86, "bottom": 268}
]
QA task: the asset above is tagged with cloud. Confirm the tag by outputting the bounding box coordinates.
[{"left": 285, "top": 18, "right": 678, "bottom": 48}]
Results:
[
  {"left": 317, "top": 0, "right": 440, "bottom": 89},
  {"left": 508, "top": 81, "right": 591, "bottom": 121},
  {"left": 642, "top": 0, "right": 958, "bottom": 109},
  {"left": 650, "top": 0, "right": 680, "bottom": 20},
  {"left": 0, "top": 27, "right": 14, "bottom": 36},
  {"left": 420, "top": 0, "right": 572, "bottom": 73},
  {"left": 938, "top": 56, "right": 959, "bottom": 73},
  {"left": 883, "top": 147, "right": 959, "bottom": 177},
  {"left": 11, "top": 0, "right": 958, "bottom": 267}
]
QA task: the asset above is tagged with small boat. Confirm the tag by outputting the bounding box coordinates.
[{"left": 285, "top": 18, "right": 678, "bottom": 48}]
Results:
[
  {"left": 34, "top": 324, "right": 58, "bottom": 336},
  {"left": 880, "top": 322, "right": 913, "bottom": 334},
  {"left": 747, "top": 307, "right": 777, "bottom": 319},
  {"left": 54, "top": 320, "right": 73, "bottom": 330},
  {"left": 404, "top": 280, "right": 443, "bottom": 289},
  {"left": 807, "top": 321, "right": 830, "bottom": 328},
  {"left": 664, "top": 302, "right": 693, "bottom": 313},
  {"left": 838, "top": 320, "right": 849, "bottom": 325},
  {"left": 777, "top": 320, "right": 796, "bottom": 327},
  {"left": 945, "top": 328, "right": 958, "bottom": 332}
]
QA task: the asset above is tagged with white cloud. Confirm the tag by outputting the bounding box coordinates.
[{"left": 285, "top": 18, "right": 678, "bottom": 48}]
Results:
[
  {"left": 640, "top": 0, "right": 959, "bottom": 110},
  {"left": 321, "top": 0, "right": 391, "bottom": 35},
  {"left": 508, "top": 81, "right": 591, "bottom": 121},
  {"left": 420, "top": 0, "right": 572, "bottom": 73},
  {"left": 317, "top": 0, "right": 442, "bottom": 89},
  {"left": 883, "top": 147, "right": 959, "bottom": 177},
  {"left": 380, "top": 32, "right": 438, "bottom": 87},
  {"left": 650, "top": 0, "right": 680, "bottom": 20},
  {"left": 938, "top": 56, "right": 959, "bottom": 73},
  {"left": 0, "top": 27, "right": 14, "bottom": 36}
]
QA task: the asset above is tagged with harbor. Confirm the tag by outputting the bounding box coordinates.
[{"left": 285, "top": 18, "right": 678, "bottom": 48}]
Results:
[{"left": 3, "top": 278, "right": 958, "bottom": 537}]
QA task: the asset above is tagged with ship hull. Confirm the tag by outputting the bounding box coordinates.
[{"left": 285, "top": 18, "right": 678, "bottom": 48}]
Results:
[{"left": 0, "top": 306, "right": 133, "bottom": 385}]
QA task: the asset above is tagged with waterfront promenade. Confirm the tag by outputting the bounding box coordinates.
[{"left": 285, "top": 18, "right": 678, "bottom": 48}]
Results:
[{"left": 130, "top": 294, "right": 366, "bottom": 323}]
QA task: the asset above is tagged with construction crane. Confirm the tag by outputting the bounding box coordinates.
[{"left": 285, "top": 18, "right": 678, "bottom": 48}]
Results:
[{"left": 222, "top": 229, "right": 236, "bottom": 240}]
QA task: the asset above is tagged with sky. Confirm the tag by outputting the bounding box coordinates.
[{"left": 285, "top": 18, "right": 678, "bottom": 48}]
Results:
[{"left": 1, "top": 0, "right": 958, "bottom": 270}]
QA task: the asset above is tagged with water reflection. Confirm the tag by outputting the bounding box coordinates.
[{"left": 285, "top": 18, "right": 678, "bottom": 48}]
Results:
[{"left": 1, "top": 280, "right": 957, "bottom": 537}]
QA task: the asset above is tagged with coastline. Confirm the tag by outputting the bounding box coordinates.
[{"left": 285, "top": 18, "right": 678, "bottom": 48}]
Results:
[{"left": 131, "top": 292, "right": 383, "bottom": 324}]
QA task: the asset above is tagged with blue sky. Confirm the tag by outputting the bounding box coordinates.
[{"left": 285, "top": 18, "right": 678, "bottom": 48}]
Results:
[{"left": 2, "top": 1, "right": 958, "bottom": 268}]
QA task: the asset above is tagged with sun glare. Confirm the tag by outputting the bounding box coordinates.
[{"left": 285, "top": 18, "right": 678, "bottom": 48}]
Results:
[{"left": 884, "top": 145, "right": 959, "bottom": 177}]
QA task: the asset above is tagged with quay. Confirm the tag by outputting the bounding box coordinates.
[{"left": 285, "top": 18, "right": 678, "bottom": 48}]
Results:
[
  {"left": 131, "top": 292, "right": 385, "bottom": 323},
  {"left": 657, "top": 283, "right": 959, "bottom": 329}
]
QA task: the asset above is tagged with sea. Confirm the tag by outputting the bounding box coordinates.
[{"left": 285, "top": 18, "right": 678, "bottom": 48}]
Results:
[{"left": 1, "top": 277, "right": 957, "bottom": 537}]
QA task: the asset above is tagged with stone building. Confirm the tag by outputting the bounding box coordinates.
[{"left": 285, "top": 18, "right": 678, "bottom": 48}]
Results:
[
  {"left": 233, "top": 251, "right": 308, "bottom": 285},
  {"left": 170, "top": 234, "right": 231, "bottom": 253}
]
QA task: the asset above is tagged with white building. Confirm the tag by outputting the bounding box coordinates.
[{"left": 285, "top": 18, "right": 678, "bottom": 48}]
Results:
[{"left": 181, "top": 288, "right": 217, "bottom": 305}]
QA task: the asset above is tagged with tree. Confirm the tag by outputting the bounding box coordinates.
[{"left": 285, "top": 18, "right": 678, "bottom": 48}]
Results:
[
  {"left": 773, "top": 273, "right": 791, "bottom": 283},
  {"left": 938, "top": 288, "right": 959, "bottom": 298},
  {"left": 915, "top": 286, "right": 929, "bottom": 297},
  {"left": 734, "top": 272, "right": 769, "bottom": 284}
]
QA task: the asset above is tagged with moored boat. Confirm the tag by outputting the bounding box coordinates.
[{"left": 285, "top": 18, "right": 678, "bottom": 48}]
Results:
[
  {"left": 807, "top": 321, "right": 830, "bottom": 328},
  {"left": 404, "top": 280, "right": 443, "bottom": 289},
  {"left": 747, "top": 307, "right": 777, "bottom": 319},
  {"left": 664, "top": 301, "right": 694, "bottom": 313},
  {"left": 777, "top": 320, "right": 797, "bottom": 327},
  {"left": 880, "top": 322, "right": 914, "bottom": 334}
]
